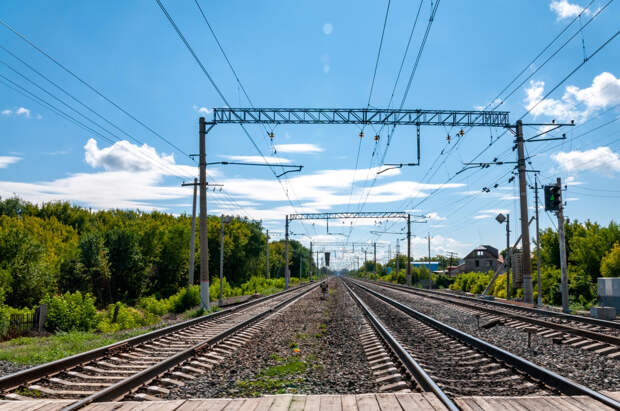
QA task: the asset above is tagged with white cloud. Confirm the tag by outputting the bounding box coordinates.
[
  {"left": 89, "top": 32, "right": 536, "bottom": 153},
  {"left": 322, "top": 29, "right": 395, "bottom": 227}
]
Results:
[
  {"left": 411, "top": 234, "right": 472, "bottom": 257},
  {"left": 474, "top": 98, "right": 503, "bottom": 111},
  {"left": 320, "top": 54, "right": 330, "bottom": 74},
  {"left": 322, "top": 23, "right": 333, "bottom": 35},
  {"left": 193, "top": 105, "right": 212, "bottom": 115},
  {"left": 565, "top": 176, "right": 583, "bottom": 185},
  {"left": 1, "top": 107, "right": 31, "bottom": 117},
  {"left": 0, "top": 156, "right": 21, "bottom": 168},
  {"left": 552, "top": 146, "right": 620, "bottom": 174},
  {"left": 524, "top": 72, "right": 620, "bottom": 122},
  {"left": 15, "top": 107, "right": 30, "bottom": 117},
  {"left": 83, "top": 138, "right": 199, "bottom": 178},
  {"left": 473, "top": 208, "right": 510, "bottom": 220},
  {"left": 550, "top": 0, "right": 590, "bottom": 20},
  {"left": 274, "top": 144, "right": 323, "bottom": 154},
  {"left": 220, "top": 155, "right": 291, "bottom": 164},
  {"left": 425, "top": 212, "right": 447, "bottom": 221}
]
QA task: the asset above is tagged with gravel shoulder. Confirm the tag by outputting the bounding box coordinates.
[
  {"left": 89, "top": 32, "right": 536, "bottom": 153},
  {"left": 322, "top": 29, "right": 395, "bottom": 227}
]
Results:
[
  {"left": 168, "top": 279, "right": 380, "bottom": 398},
  {"left": 0, "top": 361, "right": 29, "bottom": 377},
  {"left": 366, "top": 282, "right": 620, "bottom": 391}
]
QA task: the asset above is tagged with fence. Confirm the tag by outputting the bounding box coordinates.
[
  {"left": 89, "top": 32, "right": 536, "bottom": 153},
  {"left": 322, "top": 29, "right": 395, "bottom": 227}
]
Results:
[{"left": 3, "top": 304, "right": 46, "bottom": 339}]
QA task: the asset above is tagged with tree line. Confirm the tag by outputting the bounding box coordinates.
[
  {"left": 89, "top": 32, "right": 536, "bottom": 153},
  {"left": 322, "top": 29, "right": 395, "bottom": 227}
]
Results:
[{"left": 0, "top": 197, "right": 316, "bottom": 309}]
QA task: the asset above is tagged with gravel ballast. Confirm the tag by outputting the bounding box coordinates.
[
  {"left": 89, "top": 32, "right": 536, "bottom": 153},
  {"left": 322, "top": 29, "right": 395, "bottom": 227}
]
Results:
[
  {"left": 168, "top": 279, "right": 380, "bottom": 398},
  {"left": 366, "top": 282, "right": 620, "bottom": 391},
  {"left": 0, "top": 361, "right": 29, "bottom": 377}
]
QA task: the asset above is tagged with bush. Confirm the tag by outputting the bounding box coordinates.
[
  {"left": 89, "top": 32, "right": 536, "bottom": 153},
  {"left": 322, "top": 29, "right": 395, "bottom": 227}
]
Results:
[
  {"left": 96, "top": 302, "right": 160, "bottom": 333},
  {"left": 136, "top": 295, "right": 172, "bottom": 316},
  {"left": 171, "top": 286, "right": 200, "bottom": 313},
  {"left": 41, "top": 291, "right": 97, "bottom": 332}
]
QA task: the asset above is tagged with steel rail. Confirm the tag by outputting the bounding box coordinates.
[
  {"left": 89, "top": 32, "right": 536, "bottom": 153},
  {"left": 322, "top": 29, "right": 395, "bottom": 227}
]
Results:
[
  {"left": 0, "top": 282, "right": 312, "bottom": 392},
  {"left": 62, "top": 281, "right": 323, "bottom": 410},
  {"left": 370, "top": 279, "right": 620, "bottom": 328},
  {"left": 342, "top": 281, "right": 458, "bottom": 411},
  {"left": 349, "top": 279, "right": 620, "bottom": 410},
  {"left": 364, "top": 280, "right": 620, "bottom": 340}
]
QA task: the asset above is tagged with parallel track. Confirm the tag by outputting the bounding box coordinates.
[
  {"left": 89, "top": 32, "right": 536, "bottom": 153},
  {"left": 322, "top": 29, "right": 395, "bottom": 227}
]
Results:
[
  {"left": 362, "top": 279, "right": 620, "bottom": 357},
  {"left": 0, "top": 282, "right": 321, "bottom": 408},
  {"left": 345, "top": 279, "right": 620, "bottom": 410}
]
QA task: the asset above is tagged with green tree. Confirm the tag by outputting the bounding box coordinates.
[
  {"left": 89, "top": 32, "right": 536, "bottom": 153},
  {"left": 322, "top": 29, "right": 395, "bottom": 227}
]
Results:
[
  {"left": 78, "top": 233, "right": 112, "bottom": 306},
  {"left": 601, "top": 242, "right": 620, "bottom": 277}
]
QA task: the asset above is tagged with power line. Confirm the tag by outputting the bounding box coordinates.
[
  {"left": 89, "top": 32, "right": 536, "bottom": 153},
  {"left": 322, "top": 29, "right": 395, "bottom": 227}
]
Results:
[
  {"left": 0, "top": 19, "right": 192, "bottom": 160},
  {"left": 366, "top": 0, "right": 391, "bottom": 108}
]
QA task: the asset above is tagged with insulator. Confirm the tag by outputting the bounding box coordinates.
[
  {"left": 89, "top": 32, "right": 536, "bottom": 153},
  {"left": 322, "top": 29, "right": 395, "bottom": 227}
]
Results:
[
  {"left": 269, "top": 132, "right": 275, "bottom": 139},
  {"left": 374, "top": 135, "right": 380, "bottom": 142},
  {"left": 359, "top": 131, "right": 364, "bottom": 138},
  {"left": 458, "top": 129, "right": 465, "bottom": 136},
  {"left": 446, "top": 134, "right": 451, "bottom": 142}
]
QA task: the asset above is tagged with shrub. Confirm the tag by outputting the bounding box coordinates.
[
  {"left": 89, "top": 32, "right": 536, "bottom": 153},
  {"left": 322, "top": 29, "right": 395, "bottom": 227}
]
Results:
[
  {"left": 96, "top": 302, "right": 159, "bottom": 333},
  {"left": 41, "top": 291, "right": 97, "bottom": 332},
  {"left": 171, "top": 286, "right": 200, "bottom": 313},
  {"left": 136, "top": 295, "right": 172, "bottom": 316}
]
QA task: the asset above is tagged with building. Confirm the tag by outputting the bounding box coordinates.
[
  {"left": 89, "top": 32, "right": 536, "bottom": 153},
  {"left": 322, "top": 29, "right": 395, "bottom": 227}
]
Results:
[
  {"left": 411, "top": 261, "right": 440, "bottom": 272},
  {"left": 456, "top": 245, "right": 502, "bottom": 274}
]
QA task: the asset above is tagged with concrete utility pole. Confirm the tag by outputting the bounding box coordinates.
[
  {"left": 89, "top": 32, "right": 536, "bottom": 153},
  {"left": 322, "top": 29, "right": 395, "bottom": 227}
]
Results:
[
  {"left": 516, "top": 120, "right": 534, "bottom": 303},
  {"left": 188, "top": 177, "right": 197, "bottom": 287},
  {"left": 406, "top": 214, "right": 412, "bottom": 286},
  {"left": 373, "top": 242, "right": 377, "bottom": 280},
  {"left": 556, "top": 177, "right": 569, "bottom": 313},
  {"left": 199, "top": 117, "right": 211, "bottom": 310},
  {"left": 534, "top": 179, "right": 542, "bottom": 307},
  {"left": 427, "top": 233, "right": 431, "bottom": 290},
  {"left": 284, "top": 215, "right": 290, "bottom": 289},
  {"left": 265, "top": 229, "right": 270, "bottom": 279},
  {"left": 219, "top": 215, "right": 232, "bottom": 306},
  {"left": 364, "top": 249, "right": 368, "bottom": 278}
]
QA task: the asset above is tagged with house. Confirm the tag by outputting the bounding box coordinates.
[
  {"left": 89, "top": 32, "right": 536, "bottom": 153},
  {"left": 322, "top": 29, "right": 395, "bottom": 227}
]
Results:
[{"left": 456, "top": 245, "right": 502, "bottom": 274}]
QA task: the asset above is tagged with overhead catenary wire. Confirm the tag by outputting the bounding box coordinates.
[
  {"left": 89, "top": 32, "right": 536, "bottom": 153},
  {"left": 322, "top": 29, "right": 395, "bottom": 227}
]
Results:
[
  {"left": 0, "top": 19, "right": 192, "bottom": 160},
  {"left": 154, "top": 0, "right": 312, "bottom": 236}
]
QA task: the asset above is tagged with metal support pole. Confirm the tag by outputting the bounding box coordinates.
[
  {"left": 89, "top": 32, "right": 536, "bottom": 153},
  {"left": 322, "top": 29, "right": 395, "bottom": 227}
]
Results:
[
  {"left": 516, "top": 120, "right": 533, "bottom": 303},
  {"left": 199, "top": 117, "right": 212, "bottom": 310},
  {"left": 299, "top": 249, "right": 302, "bottom": 282},
  {"left": 219, "top": 215, "right": 225, "bottom": 306},
  {"left": 265, "top": 229, "right": 270, "bottom": 279},
  {"left": 188, "top": 177, "right": 197, "bottom": 287},
  {"left": 407, "top": 214, "right": 412, "bottom": 286},
  {"left": 557, "top": 177, "right": 569, "bottom": 313},
  {"left": 427, "top": 233, "right": 431, "bottom": 290},
  {"left": 396, "top": 238, "right": 400, "bottom": 277},
  {"left": 364, "top": 250, "right": 368, "bottom": 278},
  {"left": 534, "top": 179, "right": 542, "bottom": 307},
  {"left": 373, "top": 242, "right": 377, "bottom": 280},
  {"left": 309, "top": 242, "right": 313, "bottom": 281},
  {"left": 285, "top": 215, "right": 290, "bottom": 289},
  {"left": 506, "top": 214, "right": 511, "bottom": 300}
]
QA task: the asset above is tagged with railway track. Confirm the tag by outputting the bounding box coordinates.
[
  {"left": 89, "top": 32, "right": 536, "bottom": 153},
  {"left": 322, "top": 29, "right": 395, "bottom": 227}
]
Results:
[
  {"left": 0, "top": 281, "right": 321, "bottom": 408},
  {"left": 362, "top": 279, "right": 620, "bottom": 359},
  {"left": 344, "top": 278, "right": 620, "bottom": 411}
]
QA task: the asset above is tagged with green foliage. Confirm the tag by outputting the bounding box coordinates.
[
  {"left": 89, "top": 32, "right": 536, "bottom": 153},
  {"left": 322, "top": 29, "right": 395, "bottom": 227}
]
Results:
[
  {"left": 41, "top": 291, "right": 98, "bottom": 332},
  {"left": 601, "top": 242, "right": 620, "bottom": 277},
  {"left": 450, "top": 272, "right": 493, "bottom": 294},
  {"left": 0, "top": 329, "right": 148, "bottom": 365},
  {"left": 172, "top": 286, "right": 200, "bottom": 313},
  {"left": 0, "top": 198, "right": 316, "bottom": 316},
  {"left": 96, "top": 302, "right": 160, "bottom": 333}
]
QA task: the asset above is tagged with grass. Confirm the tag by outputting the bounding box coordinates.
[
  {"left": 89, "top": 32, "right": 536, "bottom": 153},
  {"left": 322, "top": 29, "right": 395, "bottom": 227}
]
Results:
[
  {"left": 235, "top": 356, "right": 308, "bottom": 396},
  {"left": 0, "top": 329, "right": 149, "bottom": 365}
]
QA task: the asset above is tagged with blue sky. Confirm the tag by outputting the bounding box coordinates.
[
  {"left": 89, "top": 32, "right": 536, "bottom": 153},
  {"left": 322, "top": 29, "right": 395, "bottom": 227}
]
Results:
[{"left": 1, "top": 0, "right": 619, "bottom": 269}]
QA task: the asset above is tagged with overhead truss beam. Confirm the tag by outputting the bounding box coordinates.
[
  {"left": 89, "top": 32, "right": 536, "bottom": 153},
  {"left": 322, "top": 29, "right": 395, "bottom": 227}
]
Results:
[
  {"left": 289, "top": 211, "right": 409, "bottom": 220},
  {"left": 212, "top": 108, "right": 509, "bottom": 127}
]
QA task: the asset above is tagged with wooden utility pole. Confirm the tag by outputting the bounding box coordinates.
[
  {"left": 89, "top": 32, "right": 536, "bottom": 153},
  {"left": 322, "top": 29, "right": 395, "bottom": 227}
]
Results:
[
  {"left": 516, "top": 120, "right": 534, "bottom": 303},
  {"left": 557, "top": 177, "right": 569, "bottom": 313},
  {"left": 188, "top": 178, "right": 197, "bottom": 287}
]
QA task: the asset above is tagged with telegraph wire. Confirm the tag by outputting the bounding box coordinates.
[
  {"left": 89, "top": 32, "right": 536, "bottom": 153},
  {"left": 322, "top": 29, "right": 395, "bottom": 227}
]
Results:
[
  {"left": 154, "top": 0, "right": 311, "bottom": 235},
  {"left": 366, "top": 0, "right": 391, "bottom": 108},
  {"left": 0, "top": 19, "right": 192, "bottom": 160}
]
